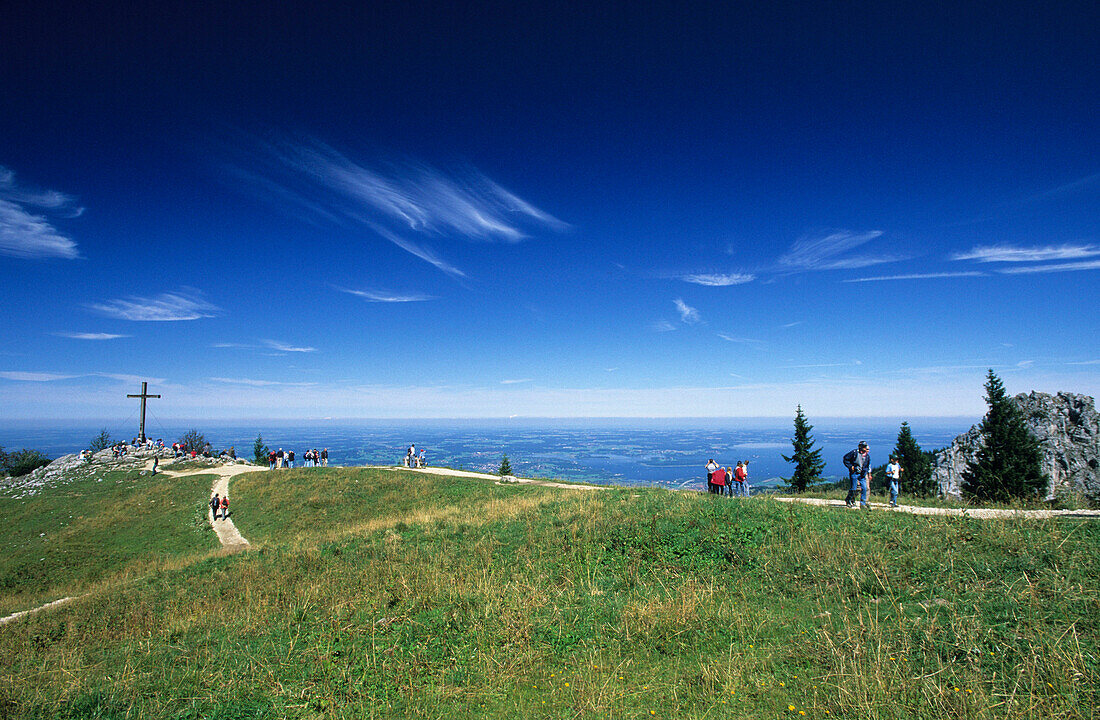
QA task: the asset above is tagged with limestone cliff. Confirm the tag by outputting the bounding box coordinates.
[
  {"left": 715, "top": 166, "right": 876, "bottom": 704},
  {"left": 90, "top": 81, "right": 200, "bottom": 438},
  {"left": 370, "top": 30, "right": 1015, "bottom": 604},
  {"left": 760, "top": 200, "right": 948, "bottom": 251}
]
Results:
[{"left": 931, "top": 392, "right": 1100, "bottom": 499}]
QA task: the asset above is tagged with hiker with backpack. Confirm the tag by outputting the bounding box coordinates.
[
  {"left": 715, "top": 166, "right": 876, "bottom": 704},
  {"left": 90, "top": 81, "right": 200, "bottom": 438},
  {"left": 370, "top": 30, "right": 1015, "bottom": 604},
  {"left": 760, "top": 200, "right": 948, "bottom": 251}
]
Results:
[
  {"left": 210, "top": 493, "right": 220, "bottom": 520},
  {"left": 843, "top": 441, "right": 872, "bottom": 510},
  {"left": 220, "top": 495, "right": 229, "bottom": 519}
]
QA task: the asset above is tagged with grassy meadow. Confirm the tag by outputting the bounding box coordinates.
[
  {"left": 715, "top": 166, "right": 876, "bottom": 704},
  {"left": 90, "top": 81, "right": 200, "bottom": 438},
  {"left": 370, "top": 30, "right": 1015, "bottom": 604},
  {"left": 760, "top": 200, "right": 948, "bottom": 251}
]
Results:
[{"left": 1, "top": 465, "right": 1097, "bottom": 718}]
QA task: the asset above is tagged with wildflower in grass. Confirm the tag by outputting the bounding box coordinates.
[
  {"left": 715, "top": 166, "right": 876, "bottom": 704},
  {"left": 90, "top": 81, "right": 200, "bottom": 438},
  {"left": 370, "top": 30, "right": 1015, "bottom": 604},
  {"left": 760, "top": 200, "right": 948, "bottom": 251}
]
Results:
[
  {"left": 780, "top": 682, "right": 785, "bottom": 687},
  {"left": 564, "top": 683, "right": 569, "bottom": 687},
  {"left": 788, "top": 704, "right": 796, "bottom": 711},
  {"left": 800, "top": 712, "right": 806, "bottom": 716}
]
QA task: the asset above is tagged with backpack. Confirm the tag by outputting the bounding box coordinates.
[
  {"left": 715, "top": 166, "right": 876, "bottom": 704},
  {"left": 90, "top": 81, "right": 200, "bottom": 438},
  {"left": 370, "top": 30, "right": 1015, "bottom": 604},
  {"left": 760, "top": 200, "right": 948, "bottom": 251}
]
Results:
[{"left": 843, "top": 449, "right": 859, "bottom": 471}]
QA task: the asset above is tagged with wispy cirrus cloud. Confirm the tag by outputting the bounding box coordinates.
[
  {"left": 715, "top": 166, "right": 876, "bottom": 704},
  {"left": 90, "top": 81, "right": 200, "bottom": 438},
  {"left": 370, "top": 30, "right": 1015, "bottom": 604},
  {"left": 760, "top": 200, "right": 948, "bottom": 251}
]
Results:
[
  {"left": 778, "top": 230, "right": 901, "bottom": 271},
  {"left": 717, "top": 334, "right": 767, "bottom": 350},
  {"left": 338, "top": 287, "right": 435, "bottom": 303},
  {"left": 680, "top": 272, "right": 755, "bottom": 286},
  {"left": 264, "top": 340, "right": 317, "bottom": 353},
  {"left": 501, "top": 378, "right": 533, "bottom": 385},
  {"left": 995, "top": 259, "right": 1100, "bottom": 275},
  {"left": 651, "top": 320, "right": 677, "bottom": 332},
  {"left": 952, "top": 243, "right": 1100, "bottom": 263},
  {"left": 54, "top": 332, "right": 130, "bottom": 340},
  {"left": 0, "top": 166, "right": 83, "bottom": 259},
  {"left": 235, "top": 140, "right": 568, "bottom": 278},
  {"left": 843, "top": 271, "right": 985, "bottom": 283},
  {"left": 209, "top": 377, "right": 318, "bottom": 387},
  {"left": 674, "top": 298, "right": 701, "bottom": 324},
  {"left": 87, "top": 289, "right": 219, "bottom": 321},
  {"left": 0, "top": 371, "right": 81, "bottom": 382}
]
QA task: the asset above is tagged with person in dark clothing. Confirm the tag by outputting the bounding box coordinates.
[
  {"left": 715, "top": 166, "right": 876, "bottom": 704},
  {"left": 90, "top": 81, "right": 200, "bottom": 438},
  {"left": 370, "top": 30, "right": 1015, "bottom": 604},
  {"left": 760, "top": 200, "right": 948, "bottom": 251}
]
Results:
[
  {"left": 843, "top": 442, "right": 872, "bottom": 510},
  {"left": 210, "top": 493, "right": 220, "bottom": 520}
]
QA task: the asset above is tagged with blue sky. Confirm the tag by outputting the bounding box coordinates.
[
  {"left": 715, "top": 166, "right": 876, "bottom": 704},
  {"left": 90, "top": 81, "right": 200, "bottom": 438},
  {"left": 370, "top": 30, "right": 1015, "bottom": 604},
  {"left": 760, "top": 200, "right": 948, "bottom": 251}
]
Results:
[{"left": 1, "top": 1, "right": 1097, "bottom": 420}]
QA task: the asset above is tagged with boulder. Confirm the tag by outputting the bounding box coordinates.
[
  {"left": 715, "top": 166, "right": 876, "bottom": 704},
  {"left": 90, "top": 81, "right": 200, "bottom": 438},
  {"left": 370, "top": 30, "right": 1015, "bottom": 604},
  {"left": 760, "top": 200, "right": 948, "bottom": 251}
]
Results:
[{"left": 931, "top": 392, "right": 1100, "bottom": 499}]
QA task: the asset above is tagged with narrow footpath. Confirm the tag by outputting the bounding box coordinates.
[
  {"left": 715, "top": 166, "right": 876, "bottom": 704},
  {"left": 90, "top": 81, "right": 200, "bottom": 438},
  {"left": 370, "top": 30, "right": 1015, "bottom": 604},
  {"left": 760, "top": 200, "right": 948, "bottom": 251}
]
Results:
[
  {"left": 0, "top": 458, "right": 256, "bottom": 627},
  {"left": 151, "top": 458, "right": 253, "bottom": 550}
]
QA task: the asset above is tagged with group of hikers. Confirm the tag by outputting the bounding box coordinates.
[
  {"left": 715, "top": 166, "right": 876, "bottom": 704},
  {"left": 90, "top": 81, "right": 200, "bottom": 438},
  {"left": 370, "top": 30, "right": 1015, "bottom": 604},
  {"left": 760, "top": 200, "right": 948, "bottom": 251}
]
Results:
[
  {"left": 704, "top": 459, "right": 750, "bottom": 496},
  {"left": 403, "top": 444, "right": 425, "bottom": 468},
  {"left": 266, "top": 447, "right": 328, "bottom": 469},
  {"left": 843, "top": 441, "right": 902, "bottom": 509}
]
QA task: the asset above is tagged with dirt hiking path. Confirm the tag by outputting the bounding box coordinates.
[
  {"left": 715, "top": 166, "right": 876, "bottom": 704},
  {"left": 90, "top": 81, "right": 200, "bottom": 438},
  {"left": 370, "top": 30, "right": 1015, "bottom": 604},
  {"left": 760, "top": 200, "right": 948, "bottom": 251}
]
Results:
[
  {"left": 149, "top": 458, "right": 253, "bottom": 549},
  {"left": 1, "top": 459, "right": 258, "bottom": 626},
  {"left": 405, "top": 465, "right": 1098, "bottom": 519}
]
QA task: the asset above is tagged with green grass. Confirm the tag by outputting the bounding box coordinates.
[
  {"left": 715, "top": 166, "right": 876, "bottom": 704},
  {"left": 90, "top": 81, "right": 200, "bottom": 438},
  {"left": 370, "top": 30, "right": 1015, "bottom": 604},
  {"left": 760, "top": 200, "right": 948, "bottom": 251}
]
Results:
[
  {"left": 0, "top": 466, "right": 1097, "bottom": 718},
  {"left": 0, "top": 468, "right": 223, "bottom": 616}
]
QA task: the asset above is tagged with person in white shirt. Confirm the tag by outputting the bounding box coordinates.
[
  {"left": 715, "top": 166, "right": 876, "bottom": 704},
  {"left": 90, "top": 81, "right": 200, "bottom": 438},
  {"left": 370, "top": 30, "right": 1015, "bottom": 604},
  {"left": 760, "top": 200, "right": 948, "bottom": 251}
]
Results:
[
  {"left": 886, "top": 456, "right": 902, "bottom": 507},
  {"left": 705, "top": 458, "right": 719, "bottom": 493}
]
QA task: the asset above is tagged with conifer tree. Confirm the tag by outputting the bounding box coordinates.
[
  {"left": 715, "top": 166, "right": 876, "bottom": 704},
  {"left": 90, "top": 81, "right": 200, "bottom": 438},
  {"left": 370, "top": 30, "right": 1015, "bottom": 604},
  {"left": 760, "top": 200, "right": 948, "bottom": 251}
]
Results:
[
  {"left": 253, "top": 433, "right": 269, "bottom": 465},
  {"left": 782, "top": 405, "right": 825, "bottom": 492},
  {"left": 893, "top": 422, "right": 933, "bottom": 497},
  {"left": 498, "top": 454, "right": 513, "bottom": 477},
  {"left": 961, "top": 370, "right": 1048, "bottom": 502}
]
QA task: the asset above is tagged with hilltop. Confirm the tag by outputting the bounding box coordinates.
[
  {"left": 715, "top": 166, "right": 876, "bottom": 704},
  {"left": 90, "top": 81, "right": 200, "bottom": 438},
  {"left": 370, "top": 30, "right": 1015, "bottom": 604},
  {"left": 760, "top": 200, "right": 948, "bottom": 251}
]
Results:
[{"left": 0, "top": 459, "right": 1097, "bottom": 718}]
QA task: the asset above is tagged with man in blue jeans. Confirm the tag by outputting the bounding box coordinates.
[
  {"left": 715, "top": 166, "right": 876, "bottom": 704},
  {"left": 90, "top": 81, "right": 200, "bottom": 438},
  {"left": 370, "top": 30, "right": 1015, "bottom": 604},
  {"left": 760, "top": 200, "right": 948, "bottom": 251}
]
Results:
[{"left": 842, "top": 442, "right": 872, "bottom": 510}]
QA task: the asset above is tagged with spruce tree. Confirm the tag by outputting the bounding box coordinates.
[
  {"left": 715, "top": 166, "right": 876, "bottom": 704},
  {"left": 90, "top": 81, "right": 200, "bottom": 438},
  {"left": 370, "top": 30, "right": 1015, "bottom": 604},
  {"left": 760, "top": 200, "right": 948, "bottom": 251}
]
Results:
[
  {"left": 893, "top": 422, "right": 933, "bottom": 497},
  {"left": 498, "top": 454, "right": 513, "bottom": 477},
  {"left": 782, "top": 405, "right": 825, "bottom": 492},
  {"left": 961, "top": 370, "right": 1048, "bottom": 502},
  {"left": 253, "top": 433, "right": 269, "bottom": 465}
]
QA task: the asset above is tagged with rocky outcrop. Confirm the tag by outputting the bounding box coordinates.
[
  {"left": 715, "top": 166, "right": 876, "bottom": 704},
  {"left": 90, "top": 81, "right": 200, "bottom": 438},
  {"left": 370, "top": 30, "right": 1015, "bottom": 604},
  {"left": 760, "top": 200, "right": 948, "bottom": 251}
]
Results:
[{"left": 932, "top": 392, "right": 1100, "bottom": 499}]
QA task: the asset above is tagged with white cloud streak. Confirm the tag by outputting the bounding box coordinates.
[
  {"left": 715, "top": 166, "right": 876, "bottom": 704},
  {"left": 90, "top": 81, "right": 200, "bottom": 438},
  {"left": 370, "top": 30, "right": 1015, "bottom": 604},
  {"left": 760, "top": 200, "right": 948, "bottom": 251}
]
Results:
[
  {"left": 778, "top": 230, "right": 889, "bottom": 271},
  {"left": 368, "top": 224, "right": 468, "bottom": 279},
  {"left": 843, "top": 271, "right": 985, "bottom": 283},
  {"left": 54, "top": 332, "right": 130, "bottom": 340},
  {"left": 674, "top": 298, "right": 701, "bottom": 324},
  {"left": 717, "top": 334, "right": 767, "bottom": 350},
  {"left": 501, "top": 378, "right": 533, "bottom": 385},
  {"left": 88, "top": 289, "right": 220, "bottom": 321},
  {"left": 952, "top": 243, "right": 1100, "bottom": 263},
  {"left": 995, "top": 259, "right": 1100, "bottom": 275},
  {"left": 651, "top": 320, "right": 677, "bottom": 332},
  {"left": 209, "top": 377, "right": 318, "bottom": 387},
  {"left": 0, "top": 167, "right": 83, "bottom": 259},
  {"left": 339, "top": 287, "right": 436, "bottom": 302},
  {"left": 264, "top": 340, "right": 317, "bottom": 353},
  {"left": 681, "top": 272, "right": 755, "bottom": 286},
  {"left": 0, "top": 371, "right": 81, "bottom": 382}
]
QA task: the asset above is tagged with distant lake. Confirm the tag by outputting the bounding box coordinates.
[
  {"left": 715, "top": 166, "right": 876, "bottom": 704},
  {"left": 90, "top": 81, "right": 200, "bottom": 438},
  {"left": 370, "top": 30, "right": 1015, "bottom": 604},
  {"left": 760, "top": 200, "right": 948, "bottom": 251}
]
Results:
[{"left": 0, "top": 418, "right": 974, "bottom": 492}]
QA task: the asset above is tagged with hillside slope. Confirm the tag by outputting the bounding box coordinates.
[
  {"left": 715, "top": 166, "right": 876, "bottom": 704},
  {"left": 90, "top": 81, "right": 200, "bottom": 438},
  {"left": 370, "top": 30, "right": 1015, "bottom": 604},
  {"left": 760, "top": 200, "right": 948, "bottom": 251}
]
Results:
[{"left": 1, "top": 466, "right": 1097, "bottom": 719}]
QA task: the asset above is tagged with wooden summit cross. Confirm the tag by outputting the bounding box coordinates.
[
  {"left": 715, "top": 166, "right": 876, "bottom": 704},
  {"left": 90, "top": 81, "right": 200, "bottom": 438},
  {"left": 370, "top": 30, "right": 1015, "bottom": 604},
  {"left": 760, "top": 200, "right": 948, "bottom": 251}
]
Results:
[{"left": 127, "top": 381, "right": 161, "bottom": 444}]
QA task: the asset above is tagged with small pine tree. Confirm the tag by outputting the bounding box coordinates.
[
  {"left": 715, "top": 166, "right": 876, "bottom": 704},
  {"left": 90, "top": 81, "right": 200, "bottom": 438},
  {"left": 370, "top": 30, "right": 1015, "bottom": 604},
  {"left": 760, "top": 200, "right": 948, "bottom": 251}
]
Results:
[
  {"left": 893, "top": 422, "right": 934, "bottom": 497},
  {"left": 89, "top": 428, "right": 113, "bottom": 453},
  {"left": 253, "top": 433, "right": 269, "bottom": 464},
  {"left": 498, "top": 454, "right": 513, "bottom": 476},
  {"left": 781, "top": 405, "right": 826, "bottom": 492},
  {"left": 961, "top": 370, "right": 1048, "bottom": 502}
]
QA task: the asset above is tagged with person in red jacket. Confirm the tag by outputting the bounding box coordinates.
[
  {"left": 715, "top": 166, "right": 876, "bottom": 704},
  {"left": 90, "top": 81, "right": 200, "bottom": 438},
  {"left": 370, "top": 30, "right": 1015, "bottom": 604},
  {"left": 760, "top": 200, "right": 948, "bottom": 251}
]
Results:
[{"left": 710, "top": 465, "right": 726, "bottom": 494}]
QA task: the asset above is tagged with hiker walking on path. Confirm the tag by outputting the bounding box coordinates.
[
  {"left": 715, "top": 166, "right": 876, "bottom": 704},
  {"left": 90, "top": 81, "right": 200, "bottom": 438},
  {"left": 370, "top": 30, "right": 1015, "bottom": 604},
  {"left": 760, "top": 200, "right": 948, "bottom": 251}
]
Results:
[
  {"left": 843, "top": 441, "right": 872, "bottom": 510},
  {"left": 886, "top": 455, "right": 902, "bottom": 508},
  {"left": 220, "top": 496, "right": 229, "bottom": 519},
  {"left": 152, "top": 456, "right": 159, "bottom": 475},
  {"left": 210, "top": 493, "right": 220, "bottom": 520}
]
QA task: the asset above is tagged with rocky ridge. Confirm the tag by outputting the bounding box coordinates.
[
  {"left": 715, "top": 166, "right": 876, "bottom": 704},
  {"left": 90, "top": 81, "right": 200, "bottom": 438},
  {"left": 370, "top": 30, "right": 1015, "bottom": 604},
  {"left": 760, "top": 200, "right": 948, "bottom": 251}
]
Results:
[
  {"left": 931, "top": 391, "right": 1100, "bottom": 500},
  {"left": 0, "top": 446, "right": 253, "bottom": 500}
]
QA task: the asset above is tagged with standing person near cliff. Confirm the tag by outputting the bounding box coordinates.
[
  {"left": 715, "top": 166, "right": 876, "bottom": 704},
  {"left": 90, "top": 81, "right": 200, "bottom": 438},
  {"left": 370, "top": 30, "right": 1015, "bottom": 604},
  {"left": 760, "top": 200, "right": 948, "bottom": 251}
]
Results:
[
  {"left": 321, "top": 448, "right": 328, "bottom": 466},
  {"left": 843, "top": 441, "right": 872, "bottom": 510}
]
